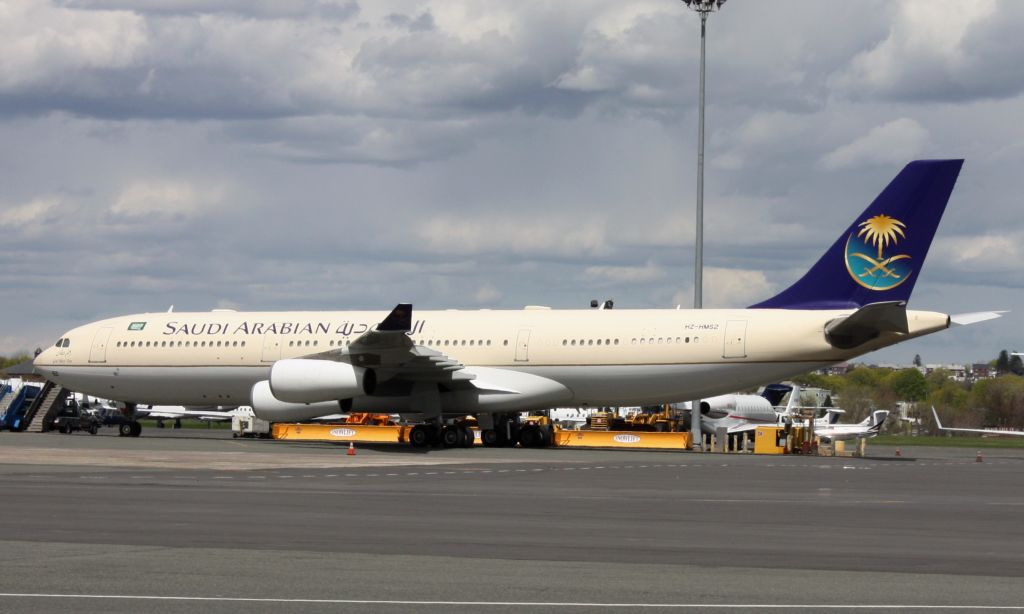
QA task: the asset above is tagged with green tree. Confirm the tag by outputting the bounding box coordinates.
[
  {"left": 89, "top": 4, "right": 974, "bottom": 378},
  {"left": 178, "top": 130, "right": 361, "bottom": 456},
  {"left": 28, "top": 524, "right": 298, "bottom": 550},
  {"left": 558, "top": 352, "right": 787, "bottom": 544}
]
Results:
[
  {"left": 1009, "top": 354, "right": 1024, "bottom": 376},
  {"left": 887, "top": 368, "right": 928, "bottom": 402},
  {"left": 996, "top": 350, "right": 1010, "bottom": 375}
]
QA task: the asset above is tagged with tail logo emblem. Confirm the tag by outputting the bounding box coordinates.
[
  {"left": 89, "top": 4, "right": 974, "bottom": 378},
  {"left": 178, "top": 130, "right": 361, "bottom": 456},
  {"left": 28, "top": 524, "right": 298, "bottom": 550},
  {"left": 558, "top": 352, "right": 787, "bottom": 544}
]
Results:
[{"left": 844, "top": 214, "right": 912, "bottom": 291}]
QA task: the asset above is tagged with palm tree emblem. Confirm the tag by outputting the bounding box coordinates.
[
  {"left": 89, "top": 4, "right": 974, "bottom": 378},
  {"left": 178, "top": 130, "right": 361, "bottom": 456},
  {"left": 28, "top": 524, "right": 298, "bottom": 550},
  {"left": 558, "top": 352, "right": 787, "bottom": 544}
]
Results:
[
  {"left": 845, "top": 214, "right": 912, "bottom": 290},
  {"left": 857, "top": 214, "right": 906, "bottom": 260}
]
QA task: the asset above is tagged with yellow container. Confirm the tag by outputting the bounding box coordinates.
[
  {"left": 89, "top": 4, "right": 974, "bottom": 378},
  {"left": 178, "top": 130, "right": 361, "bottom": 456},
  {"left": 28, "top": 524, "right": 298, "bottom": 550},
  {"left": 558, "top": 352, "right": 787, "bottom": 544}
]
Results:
[
  {"left": 754, "top": 426, "right": 787, "bottom": 454},
  {"left": 553, "top": 429, "right": 691, "bottom": 450},
  {"left": 272, "top": 423, "right": 406, "bottom": 443}
]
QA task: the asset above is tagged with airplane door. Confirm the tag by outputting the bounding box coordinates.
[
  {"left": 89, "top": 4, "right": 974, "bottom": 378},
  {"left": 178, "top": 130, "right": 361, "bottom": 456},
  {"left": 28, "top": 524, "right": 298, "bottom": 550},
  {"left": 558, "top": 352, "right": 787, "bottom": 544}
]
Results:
[
  {"left": 515, "top": 329, "right": 531, "bottom": 362},
  {"left": 261, "top": 332, "right": 281, "bottom": 362},
  {"left": 722, "top": 320, "right": 747, "bottom": 359},
  {"left": 89, "top": 327, "right": 112, "bottom": 363}
]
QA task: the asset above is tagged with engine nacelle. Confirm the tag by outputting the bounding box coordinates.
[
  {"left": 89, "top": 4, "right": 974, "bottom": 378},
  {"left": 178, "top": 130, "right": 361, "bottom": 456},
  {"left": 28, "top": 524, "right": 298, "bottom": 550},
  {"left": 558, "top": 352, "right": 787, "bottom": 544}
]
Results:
[
  {"left": 251, "top": 380, "right": 347, "bottom": 422},
  {"left": 269, "top": 359, "right": 375, "bottom": 404},
  {"left": 700, "top": 394, "right": 773, "bottom": 420}
]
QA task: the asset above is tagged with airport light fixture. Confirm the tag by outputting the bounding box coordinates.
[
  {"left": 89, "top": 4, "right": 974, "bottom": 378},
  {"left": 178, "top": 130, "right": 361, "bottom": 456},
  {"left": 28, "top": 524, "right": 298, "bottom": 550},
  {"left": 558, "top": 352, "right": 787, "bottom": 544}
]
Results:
[{"left": 682, "top": 0, "right": 726, "bottom": 449}]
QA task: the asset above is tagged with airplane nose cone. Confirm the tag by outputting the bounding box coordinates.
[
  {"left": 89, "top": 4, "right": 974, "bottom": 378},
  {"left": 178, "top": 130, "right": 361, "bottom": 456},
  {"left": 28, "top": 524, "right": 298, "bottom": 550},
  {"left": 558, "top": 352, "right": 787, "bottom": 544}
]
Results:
[{"left": 33, "top": 347, "right": 55, "bottom": 368}]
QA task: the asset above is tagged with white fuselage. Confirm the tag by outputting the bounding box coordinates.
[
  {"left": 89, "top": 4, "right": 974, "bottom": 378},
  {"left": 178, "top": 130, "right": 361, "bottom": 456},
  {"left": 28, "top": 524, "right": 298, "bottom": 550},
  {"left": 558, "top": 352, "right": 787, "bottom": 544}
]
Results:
[{"left": 33, "top": 307, "right": 949, "bottom": 414}]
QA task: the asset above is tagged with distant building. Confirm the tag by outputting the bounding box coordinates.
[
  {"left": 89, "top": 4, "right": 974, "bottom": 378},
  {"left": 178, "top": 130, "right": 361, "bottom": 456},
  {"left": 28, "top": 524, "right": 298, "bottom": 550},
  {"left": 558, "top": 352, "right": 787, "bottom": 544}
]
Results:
[{"left": 970, "top": 363, "right": 995, "bottom": 381}]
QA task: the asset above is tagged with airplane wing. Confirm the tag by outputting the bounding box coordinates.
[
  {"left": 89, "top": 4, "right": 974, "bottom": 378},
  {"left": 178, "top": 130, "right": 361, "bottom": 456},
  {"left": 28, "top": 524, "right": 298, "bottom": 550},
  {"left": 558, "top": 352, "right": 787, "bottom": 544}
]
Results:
[
  {"left": 932, "top": 407, "right": 1024, "bottom": 436},
  {"left": 303, "top": 303, "right": 477, "bottom": 387}
]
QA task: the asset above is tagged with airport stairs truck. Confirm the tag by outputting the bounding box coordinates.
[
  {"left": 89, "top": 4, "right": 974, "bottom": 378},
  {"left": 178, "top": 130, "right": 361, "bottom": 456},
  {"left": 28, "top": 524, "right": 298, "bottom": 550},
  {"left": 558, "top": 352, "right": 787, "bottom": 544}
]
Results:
[{"left": 24, "top": 382, "right": 70, "bottom": 433}]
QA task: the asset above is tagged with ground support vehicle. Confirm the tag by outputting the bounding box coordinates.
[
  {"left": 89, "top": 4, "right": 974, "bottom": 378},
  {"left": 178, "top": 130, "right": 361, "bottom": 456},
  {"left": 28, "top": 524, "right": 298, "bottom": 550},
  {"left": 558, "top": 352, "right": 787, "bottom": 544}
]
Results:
[{"left": 51, "top": 402, "right": 102, "bottom": 435}]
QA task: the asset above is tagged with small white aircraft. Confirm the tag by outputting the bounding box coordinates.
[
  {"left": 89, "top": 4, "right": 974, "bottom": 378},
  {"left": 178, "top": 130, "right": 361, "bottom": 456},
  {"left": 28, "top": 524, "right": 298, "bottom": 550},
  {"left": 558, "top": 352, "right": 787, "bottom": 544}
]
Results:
[
  {"left": 931, "top": 407, "right": 1024, "bottom": 436},
  {"left": 811, "top": 409, "right": 888, "bottom": 442}
]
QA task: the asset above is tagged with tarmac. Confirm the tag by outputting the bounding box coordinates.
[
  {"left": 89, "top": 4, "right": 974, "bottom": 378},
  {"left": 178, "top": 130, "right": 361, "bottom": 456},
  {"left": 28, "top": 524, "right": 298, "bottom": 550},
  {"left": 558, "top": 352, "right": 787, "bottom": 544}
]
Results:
[{"left": 1, "top": 429, "right": 1023, "bottom": 613}]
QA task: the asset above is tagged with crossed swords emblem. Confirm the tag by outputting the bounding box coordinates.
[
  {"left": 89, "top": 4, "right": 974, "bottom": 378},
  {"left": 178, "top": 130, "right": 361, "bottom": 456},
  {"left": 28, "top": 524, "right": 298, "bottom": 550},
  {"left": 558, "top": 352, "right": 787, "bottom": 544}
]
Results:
[{"left": 849, "top": 252, "right": 911, "bottom": 279}]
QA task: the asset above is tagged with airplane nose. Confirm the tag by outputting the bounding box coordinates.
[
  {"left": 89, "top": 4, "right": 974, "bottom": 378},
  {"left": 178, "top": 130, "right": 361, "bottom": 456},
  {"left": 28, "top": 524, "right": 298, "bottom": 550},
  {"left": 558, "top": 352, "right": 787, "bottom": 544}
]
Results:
[{"left": 33, "top": 347, "right": 55, "bottom": 367}]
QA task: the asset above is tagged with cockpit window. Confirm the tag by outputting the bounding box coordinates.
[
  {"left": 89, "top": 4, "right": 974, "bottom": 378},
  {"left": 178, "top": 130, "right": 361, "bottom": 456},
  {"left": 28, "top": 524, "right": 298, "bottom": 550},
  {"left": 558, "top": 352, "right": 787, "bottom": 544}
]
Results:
[
  {"left": 62, "top": 339, "right": 70, "bottom": 348},
  {"left": 56, "top": 338, "right": 64, "bottom": 347}
]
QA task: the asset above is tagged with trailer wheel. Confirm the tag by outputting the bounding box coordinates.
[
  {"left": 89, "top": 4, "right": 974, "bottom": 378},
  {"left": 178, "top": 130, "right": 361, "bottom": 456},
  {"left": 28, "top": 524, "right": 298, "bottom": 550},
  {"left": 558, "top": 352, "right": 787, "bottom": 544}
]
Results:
[
  {"left": 440, "top": 426, "right": 460, "bottom": 448},
  {"left": 519, "top": 425, "right": 540, "bottom": 448},
  {"left": 481, "top": 429, "right": 498, "bottom": 447},
  {"left": 88, "top": 424, "right": 98, "bottom": 435},
  {"left": 409, "top": 425, "right": 432, "bottom": 448},
  {"left": 118, "top": 423, "right": 132, "bottom": 437},
  {"left": 130, "top": 421, "right": 142, "bottom": 437}
]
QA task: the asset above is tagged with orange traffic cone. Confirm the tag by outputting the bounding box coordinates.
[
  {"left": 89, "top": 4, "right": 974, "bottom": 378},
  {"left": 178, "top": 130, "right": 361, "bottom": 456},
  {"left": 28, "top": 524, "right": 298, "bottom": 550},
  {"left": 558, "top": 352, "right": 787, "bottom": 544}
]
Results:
[
  {"left": 976, "top": 450, "right": 983, "bottom": 463},
  {"left": 347, "top": 442, "right": 356, "bottom": 456},
  {"left": 895, "top": 448, "right": 901, "bottom": 457}
]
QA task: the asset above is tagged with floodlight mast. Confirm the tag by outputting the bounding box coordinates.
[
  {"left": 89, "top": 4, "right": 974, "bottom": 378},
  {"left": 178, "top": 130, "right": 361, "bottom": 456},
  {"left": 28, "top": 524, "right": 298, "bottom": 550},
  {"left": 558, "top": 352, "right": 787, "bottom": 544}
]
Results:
[{"left": 682, "top": 0, "right": 726, "bottom": 450}]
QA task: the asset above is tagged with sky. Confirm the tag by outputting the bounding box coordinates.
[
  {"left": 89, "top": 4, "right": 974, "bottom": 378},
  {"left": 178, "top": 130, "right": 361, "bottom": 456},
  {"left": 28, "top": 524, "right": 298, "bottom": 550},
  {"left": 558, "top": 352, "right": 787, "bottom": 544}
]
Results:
[{"left": 1, "top": 0, "right": 1022, "bottom": 365}]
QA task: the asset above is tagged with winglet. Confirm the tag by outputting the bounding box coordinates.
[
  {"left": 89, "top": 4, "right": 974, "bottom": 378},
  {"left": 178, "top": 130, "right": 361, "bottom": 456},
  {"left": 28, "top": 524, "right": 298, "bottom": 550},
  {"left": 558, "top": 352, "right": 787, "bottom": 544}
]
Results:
[
  {"left": 378, "top": 303, "right": 413, "bottom": 332},
  {"left": 931, "top": 406, "right": 944, "bottom": 429}
]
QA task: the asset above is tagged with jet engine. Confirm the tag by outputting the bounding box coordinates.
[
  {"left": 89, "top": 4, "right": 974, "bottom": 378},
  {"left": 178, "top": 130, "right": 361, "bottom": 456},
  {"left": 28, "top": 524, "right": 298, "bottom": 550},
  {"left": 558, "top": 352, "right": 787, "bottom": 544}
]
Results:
[
  {"left": 251, "top": 380, "right": 346, "bottom": 422},
  {"left": 699, "top": 394, "right": 773, "bottom": 420},
  {"left": 269, "top": 359, "right": 376, "bottom": 404}
]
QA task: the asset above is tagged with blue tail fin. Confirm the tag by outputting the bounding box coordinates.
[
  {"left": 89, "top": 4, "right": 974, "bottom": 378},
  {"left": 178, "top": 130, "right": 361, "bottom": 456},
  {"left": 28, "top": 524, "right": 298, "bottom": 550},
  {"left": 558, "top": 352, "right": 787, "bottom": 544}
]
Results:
[{"left": 750, "top": 160, "right": 963, "bottom": 310}]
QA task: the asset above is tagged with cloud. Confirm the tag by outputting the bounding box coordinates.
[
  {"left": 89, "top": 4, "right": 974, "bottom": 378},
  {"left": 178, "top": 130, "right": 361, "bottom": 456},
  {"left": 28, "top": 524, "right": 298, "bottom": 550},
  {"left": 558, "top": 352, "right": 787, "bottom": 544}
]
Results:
[
  {"left": 819, "top": 118, "right": 929, "bottom": 170},
  {"left": 473, "top": 283, "right": 501, "bottom": 304},
  {"left": 829, "top": 0, "right": 1024, "bottom": 103},
  {"left": 0, "top": 197, "right": 60, "bottom": 228},
  {"left": 585, "top": 260, "right": 665, "bottom": 285},
  {"left": 671, "top": 267, "right": 775, "bottom": 309},
  {"left": 109, "top": 180, "right": 225, "bottom": 218}
]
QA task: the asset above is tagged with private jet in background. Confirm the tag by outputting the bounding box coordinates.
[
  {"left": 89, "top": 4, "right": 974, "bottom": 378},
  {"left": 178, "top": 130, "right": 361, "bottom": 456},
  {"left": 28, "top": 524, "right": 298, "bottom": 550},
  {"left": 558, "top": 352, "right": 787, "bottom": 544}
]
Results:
[
  {"left": 34, "top": 160, "right": 1002, "bottom": 447},
  {"left": 932, "top": 407, "right": 1024, "bottom": 437},
  {"left": 812, "top": 410, "right": 888, "bottom": 442}
]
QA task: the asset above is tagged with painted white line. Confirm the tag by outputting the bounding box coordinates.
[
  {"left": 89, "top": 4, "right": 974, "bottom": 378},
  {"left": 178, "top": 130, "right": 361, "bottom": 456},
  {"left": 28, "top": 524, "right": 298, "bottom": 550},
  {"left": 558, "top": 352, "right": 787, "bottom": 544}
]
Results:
[{"left": 0, "top": 594, "right": 1020, "bottom": 609}]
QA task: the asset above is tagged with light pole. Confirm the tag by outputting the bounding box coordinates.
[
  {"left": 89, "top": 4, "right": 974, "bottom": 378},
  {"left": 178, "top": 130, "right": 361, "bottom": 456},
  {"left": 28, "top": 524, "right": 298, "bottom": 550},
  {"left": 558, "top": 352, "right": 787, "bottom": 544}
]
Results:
[{"left": 682, "top": 0, "right": 726, "bottom": 449}]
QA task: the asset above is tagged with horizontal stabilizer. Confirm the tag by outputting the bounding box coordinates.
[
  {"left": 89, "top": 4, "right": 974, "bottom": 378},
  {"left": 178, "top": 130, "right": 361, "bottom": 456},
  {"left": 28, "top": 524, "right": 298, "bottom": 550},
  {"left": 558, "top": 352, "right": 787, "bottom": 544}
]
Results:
[
  {"left": 950, "top": 310, "right": 1006, "bottom": 326},
  {"left": 824, "top": 301, "right": 908, "bottom": 349}
]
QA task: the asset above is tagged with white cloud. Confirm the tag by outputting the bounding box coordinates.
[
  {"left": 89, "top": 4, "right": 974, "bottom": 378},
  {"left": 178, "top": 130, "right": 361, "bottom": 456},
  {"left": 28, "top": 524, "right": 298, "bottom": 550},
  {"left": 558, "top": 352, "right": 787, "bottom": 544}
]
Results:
[
  {"left": 473, "top": 283, "right": 502, "bottom": 304},
  {"left": 585, "top": 260, "right": 665, "bottom": 285},
  {"left": 0, "top": 197, "right": 60, "bottom": 228},
  {"left": 819, "top": 118, "right": 929, "bottom": 170},
  {"left": 671, "top": 267, "right": 775, "bottom": 309},
  {"left": 110, "top": 180, "right": 224, "bottom": 218}
]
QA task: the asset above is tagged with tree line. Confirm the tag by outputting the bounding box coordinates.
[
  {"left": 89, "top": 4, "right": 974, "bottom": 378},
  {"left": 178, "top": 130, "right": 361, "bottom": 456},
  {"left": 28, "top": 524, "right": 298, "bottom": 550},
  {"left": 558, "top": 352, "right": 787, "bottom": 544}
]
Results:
[{"left": 792, "top": 350, "right": 1024, "bottom": 433}]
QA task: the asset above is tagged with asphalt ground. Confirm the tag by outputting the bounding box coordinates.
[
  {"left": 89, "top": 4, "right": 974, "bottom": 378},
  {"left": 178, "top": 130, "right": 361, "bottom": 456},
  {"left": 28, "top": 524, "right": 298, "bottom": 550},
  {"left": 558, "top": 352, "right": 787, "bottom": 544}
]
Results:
[{"left": 1, "top": 430, "right": 1023, "bottom": 613}]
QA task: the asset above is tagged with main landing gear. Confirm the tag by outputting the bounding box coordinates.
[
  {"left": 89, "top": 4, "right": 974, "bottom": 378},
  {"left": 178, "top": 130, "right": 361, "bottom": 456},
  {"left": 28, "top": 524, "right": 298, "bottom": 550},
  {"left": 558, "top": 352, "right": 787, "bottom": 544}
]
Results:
[
  {"left": 408, "top": 422, "right": 476, "bottom": 449},
  {"left": 117, "top": 403, "right": 142, "bottom": 437},
  {"left": 406, "top": 414, "right": 553, "bottom": 449}
]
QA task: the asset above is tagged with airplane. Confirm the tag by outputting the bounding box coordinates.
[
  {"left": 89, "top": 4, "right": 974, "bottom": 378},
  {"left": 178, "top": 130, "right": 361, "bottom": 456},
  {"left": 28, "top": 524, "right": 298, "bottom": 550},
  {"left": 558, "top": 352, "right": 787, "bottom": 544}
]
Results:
[
  {"left": 931, "top": 407, "right": 1024, "bottom": 437},
  {"left": 33, "top": 160, "right": 1003, "bottom": 447},
  {"left": 808, "top": 409, "right": 888, "bottom": 442}
]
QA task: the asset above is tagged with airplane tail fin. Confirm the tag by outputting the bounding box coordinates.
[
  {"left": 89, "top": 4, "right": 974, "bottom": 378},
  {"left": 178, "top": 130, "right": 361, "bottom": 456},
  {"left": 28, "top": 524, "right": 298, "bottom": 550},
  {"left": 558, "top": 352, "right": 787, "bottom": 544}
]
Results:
[
  {"left": 750, "top": 160, "right": 963, "bottom": 310},
  {"left": 866, "top": 410, "right": 889, "bottom": 433}
]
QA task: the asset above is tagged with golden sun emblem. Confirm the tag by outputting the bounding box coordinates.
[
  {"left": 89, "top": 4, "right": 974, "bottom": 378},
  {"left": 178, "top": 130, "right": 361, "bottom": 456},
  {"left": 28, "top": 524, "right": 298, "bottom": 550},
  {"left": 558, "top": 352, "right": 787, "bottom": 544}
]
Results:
[{"left": 857, "top": 214, "right": 906, "bottom": 259}]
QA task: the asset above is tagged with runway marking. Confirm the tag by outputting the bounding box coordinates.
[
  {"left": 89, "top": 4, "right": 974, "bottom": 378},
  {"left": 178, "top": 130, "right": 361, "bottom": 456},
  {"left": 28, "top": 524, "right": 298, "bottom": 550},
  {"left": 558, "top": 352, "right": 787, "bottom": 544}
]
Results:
[{"left": 0, "top": 594, "right": 1021, "bottom": 609}]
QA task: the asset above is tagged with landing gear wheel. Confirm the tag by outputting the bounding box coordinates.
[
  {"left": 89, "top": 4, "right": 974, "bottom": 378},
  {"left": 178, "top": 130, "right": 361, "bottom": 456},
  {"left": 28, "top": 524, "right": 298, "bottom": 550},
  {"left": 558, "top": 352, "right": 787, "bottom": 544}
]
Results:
[
  {"left": 409, "top": 424, "right": 433, "bottom": 448},
  {"left": 174, "top": 418, "right": 182, "bottom": 429},
  {"left": 88, "top": 424, "right": 98, "bottom": 435},
  {"left": 440, "top": 426, "right": 461, "bottom": 448},
  {"left": 118, "top": 423, "right": 133, "bottom": 437},
  {"left": 481, "top": 429, "right": 499, "bottom": 447},
  {"left": 61, "top": 423, "right": 72, "bottom": 434},
  {"left": 518, "top": 425, "right": 540, "bottom": 448},
  {"left": 129, "top": 421, "right": 142, "bottom": 437}
]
